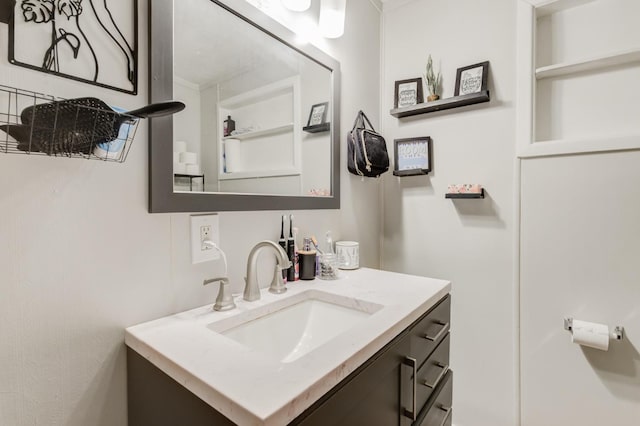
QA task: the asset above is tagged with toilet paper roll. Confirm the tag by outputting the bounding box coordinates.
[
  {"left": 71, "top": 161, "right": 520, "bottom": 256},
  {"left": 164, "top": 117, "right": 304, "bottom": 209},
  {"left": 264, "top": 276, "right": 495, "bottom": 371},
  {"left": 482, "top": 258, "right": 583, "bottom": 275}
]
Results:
[
  {"left": 224, "top": 139, "right": 242, "bottom": 173},
  {"left": 572, "top": 320, "right": 609, "bottom": 351},
  {"left": 174, "top": 140, "right": 187, "bottom": 153},
  {"left": 186, "top": 164, "right": 200, "bottom": 175},
  {"left": 174, "top": 163, "right": 187, "bottom": 174},
  {"left": 179, "top": 151, "right": 198, "bottom": 165}
]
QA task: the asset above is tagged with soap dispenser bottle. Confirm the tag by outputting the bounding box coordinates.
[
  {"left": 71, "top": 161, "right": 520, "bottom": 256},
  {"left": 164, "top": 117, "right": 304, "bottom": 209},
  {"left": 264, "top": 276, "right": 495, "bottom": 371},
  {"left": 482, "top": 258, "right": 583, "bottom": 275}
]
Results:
[{"left": 223, "top": 115, "right": 235, "bottom": 137}]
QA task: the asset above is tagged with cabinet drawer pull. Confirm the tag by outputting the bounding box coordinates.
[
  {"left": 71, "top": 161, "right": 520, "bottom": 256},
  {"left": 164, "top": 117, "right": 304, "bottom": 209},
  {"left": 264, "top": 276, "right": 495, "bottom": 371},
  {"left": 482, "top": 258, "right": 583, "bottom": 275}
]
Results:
[
  {"left": 423, "top": 321, "right": 449, "bottom": 342},
  {"left": 402, "top": 356, "right": 417, "bottom": 421},
  {"left": 438, "top": 405, "right": 452, "bottom": 426},
  {"left": 438, "top": 404, "right": 453, "bottom": 426},
  {"left": 422, "top": 362, "right": 449, "bottom": 389}
]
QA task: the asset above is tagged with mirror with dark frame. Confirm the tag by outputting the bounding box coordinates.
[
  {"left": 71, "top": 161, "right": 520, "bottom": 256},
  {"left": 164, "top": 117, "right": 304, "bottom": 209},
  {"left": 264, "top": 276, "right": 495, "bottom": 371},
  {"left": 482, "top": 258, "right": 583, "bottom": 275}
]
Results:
[{"left": 149, "top": 0, "right": 341, "bottom": 213}]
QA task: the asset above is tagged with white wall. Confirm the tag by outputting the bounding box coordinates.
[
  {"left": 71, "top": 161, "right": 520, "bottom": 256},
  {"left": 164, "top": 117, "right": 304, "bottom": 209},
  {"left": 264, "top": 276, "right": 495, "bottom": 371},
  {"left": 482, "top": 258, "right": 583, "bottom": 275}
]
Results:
[
  {"left": 173, "top": 78, "right": 203, "bottom": 191},
  {"left": 0, "top": 1, "right": 382, "bottom": 425},
  {"left": 518, "top": 1, "right": 640, "bottom": 424},
  {"left": 381, "top": 1, "right": 517, "bottom": 425},
  {"left": 520, "top": 152, "right": 640, "bottom": 426}
]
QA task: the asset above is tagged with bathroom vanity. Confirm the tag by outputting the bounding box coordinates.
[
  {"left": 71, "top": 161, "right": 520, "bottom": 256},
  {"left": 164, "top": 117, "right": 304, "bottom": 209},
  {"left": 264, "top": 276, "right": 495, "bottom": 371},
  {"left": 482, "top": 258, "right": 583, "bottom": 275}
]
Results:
[{"left": 125, "top": 268, "right": 451, "bottom": 425}]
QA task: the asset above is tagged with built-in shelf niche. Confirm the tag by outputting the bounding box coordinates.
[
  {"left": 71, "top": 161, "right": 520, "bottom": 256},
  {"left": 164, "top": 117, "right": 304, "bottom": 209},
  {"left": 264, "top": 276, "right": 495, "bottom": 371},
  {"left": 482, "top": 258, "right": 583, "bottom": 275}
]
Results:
[
  {"left": 217, "top": 77, "right": 301, "bottom": 182},
  {"left": 517, "top": 0, "right": 640, "bottom": 158}
]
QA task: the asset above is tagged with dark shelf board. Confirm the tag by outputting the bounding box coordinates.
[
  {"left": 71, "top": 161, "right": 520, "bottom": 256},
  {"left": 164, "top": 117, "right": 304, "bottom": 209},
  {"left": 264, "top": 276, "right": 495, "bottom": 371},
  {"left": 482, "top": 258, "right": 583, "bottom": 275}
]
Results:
[
  {"left": 445, "top": 189, "right": 485, "bottom": 199},
  {"left": 303, "top": 123, "right": 330, "bottom": 133},
  {"left": 390, "top": 90, "right": 490, "bottom": 118},
  {"left": 174, "top": 174, "right": 204, "bottom": 178}
]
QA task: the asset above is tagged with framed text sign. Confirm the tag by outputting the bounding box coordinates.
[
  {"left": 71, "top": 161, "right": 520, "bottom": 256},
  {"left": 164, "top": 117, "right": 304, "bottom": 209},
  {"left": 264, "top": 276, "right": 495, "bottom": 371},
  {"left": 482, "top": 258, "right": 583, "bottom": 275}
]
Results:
[
  {"left": 454, "top": 61, "right": 489, "bottom": 96},
  {"left": 393, "top": 136, "right": 432, "bottom": 176},
  {"left": 394, "top": 78, "right": 423, "bottom": 109}
]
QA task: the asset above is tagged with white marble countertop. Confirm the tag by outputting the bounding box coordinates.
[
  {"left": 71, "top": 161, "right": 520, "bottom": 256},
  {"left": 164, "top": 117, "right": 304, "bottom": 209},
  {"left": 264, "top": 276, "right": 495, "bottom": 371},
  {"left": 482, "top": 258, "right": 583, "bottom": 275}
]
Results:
[{"left": 125, "top": 267, "right": 450, "bottom": 425}]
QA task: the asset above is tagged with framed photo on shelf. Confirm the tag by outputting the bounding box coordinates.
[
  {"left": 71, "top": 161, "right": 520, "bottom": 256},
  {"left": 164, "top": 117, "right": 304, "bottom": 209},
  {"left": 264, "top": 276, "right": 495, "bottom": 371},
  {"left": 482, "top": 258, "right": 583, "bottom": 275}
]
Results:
[
  {"left": 393, "top": 137, "right": 432, "bottom": 176},
  {"left": 454, "top": 61, "right": 489, "bottom": 96},
  {"left": 306, "top": 102, "right": 328, "bottom": 126},
  {"left": 394, "top": 78, "right": 424, "bottom": 109}
]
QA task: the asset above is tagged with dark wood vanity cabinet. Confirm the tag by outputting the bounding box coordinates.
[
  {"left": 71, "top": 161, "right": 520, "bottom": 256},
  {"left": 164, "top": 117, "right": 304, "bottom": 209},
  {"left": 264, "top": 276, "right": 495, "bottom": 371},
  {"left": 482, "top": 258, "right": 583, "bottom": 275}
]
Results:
[
  {"left": 127, "top": 295, "right": 451, "bottom": 426},
  {"left": 293, "top": 295, "right": 452, "bottom": 426}
]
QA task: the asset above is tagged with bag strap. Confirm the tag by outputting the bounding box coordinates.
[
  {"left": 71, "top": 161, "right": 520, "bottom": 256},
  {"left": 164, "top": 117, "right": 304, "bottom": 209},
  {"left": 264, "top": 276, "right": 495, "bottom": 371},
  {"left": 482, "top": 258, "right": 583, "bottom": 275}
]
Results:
[
  {"left": 359, "top": 111, "right": 377, "bottom": 132},
  {"left": 351, "top": 110, "right": 364, "bottom": 131}
]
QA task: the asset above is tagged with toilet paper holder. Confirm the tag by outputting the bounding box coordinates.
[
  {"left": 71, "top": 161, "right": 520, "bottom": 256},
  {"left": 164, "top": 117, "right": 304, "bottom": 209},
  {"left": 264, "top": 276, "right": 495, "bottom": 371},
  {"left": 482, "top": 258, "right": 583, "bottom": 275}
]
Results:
[{"left": 564, "top": 317, "right": 624, "bottom": 341}]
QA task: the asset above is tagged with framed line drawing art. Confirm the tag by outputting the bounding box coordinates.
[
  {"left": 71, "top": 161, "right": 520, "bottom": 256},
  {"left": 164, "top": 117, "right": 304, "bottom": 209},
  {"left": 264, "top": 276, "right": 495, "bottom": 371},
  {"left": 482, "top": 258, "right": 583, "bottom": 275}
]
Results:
[
  {"left": 393, "top": 136, "right": 432, "bottom": 176},
  {"left": 394, "top": 78, "right": 423, "bottom": 109},
  {"left": 9, "top": 0, "right": 139, "bottom": 95},
  {"left": 307, "top": 102, "right": 328, "bottom": 127},
  {"left": 454, "top": 61, "right": 489, "bottom": 96}
]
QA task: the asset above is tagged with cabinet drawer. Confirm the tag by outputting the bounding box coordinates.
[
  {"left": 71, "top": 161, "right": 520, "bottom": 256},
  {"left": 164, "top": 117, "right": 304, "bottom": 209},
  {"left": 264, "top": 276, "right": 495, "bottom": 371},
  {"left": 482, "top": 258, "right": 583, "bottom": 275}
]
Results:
[
  {"left": 416, "top": 370, "right": 453, "bottom": 426},
  {"left": 415, "top": 333, "right": 450, "bottom": 413},
  {"left": 408, "top": 295, "right": 450, "bottom": 368}
]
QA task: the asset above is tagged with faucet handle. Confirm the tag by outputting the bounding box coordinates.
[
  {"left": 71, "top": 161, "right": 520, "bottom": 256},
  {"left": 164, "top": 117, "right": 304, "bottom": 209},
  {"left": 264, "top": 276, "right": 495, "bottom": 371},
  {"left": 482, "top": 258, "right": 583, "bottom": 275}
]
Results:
[
  {"left": 203, "top": 277, "right": 236, "bottom": 311},
  {"left": 269, "top": 266, "right": 288, "bottom": 295}
]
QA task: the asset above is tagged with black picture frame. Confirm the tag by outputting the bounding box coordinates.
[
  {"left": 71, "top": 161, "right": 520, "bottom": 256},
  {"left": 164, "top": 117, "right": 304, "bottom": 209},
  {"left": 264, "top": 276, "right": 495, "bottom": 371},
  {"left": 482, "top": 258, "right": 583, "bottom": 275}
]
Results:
[
  {"left": 306, "top": 102, "right": 329, "bottom": 126},
  {"left": 454, "top": 61, "right": 489, "bottom": 96},
  {"left": 394, "top": 78, "right": 424, "bottom": 109},
  {"left": 393, "top": 137, "right": 432, "bottom": 177}
]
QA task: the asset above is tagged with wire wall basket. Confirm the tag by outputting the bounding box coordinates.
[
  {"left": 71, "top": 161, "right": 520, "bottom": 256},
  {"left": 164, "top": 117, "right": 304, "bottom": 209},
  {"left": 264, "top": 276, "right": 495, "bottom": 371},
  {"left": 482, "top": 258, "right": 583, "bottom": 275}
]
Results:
[{"left": 0, "top": 84, "right": 139, "bottom": 162}]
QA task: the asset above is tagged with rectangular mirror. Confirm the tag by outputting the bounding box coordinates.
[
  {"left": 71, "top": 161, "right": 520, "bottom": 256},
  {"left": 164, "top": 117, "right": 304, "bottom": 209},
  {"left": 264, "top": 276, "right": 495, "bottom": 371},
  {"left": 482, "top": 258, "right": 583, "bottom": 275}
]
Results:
[{"left": 149, "top": 0, "right": 341, "bottom": 212}]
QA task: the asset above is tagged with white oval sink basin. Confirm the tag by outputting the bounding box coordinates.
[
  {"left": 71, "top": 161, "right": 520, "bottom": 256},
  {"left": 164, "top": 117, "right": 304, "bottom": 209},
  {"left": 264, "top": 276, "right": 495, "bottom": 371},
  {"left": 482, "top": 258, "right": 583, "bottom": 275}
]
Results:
[{"left": 207, "top": 290, "right": 383, "bottom": 363}]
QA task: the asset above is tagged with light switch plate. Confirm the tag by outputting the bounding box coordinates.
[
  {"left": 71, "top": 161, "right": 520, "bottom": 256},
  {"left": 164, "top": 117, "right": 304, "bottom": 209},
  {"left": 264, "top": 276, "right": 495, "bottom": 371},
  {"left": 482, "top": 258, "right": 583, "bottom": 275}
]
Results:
[{"left": 190, "top": 214, "right": 220, "bottom": 264}]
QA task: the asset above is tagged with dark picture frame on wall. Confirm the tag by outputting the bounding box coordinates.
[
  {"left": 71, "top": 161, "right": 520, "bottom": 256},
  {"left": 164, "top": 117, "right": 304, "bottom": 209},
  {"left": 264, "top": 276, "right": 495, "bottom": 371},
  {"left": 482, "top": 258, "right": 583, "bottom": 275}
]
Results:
[
  {"left": 393, "top": 136, "right": 432, "bottom": 177},
  {"left": 394, "top": 78, "right": 424, "bottom": 109},
  {"left": 454, "top": 61, "right": 489, "bottom": 96},
  {"left": 303, "top": 101, "right": 330, "bottom": 133},
  {"left": 306, "top": 102, "right": 328, "bottom": 126}
]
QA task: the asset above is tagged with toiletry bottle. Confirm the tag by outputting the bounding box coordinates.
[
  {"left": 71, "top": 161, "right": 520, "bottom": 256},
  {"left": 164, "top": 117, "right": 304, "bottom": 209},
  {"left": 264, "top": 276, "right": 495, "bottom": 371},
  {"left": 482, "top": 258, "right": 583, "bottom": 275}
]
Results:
[
  {"left": 278, "top": 215, "right": 287, "bottom": 283},
  {"left": 223, "top": 115, "right": 235, "bottom": 137},
  {"left": 325, "top": 231, "right": 335, "bottom": 254},
  {"left": 287, "top": 215, "right": 296, "bottom": 282},
  {"left": 299, "top": 238, "right": 317, "bottom": 280},
  {"left": 293, "top": 227, "right": 300, "bottom": 281}
]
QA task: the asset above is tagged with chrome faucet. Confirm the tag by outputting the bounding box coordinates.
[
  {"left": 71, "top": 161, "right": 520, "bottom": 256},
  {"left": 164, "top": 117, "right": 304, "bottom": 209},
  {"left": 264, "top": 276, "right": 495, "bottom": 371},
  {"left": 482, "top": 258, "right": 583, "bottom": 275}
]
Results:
[
  {"left": 202, "top": 239, "right": 236, "bottom": 311},
  {"left": 244, "top": 240, "right": 292, "bottom": 301}
]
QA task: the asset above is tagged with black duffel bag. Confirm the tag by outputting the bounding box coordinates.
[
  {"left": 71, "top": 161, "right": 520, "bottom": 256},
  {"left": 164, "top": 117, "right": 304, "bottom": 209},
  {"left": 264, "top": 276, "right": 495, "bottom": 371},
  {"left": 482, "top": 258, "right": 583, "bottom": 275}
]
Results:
[{"left": 347, "top": 110, "right": 389, "bottom": 178}]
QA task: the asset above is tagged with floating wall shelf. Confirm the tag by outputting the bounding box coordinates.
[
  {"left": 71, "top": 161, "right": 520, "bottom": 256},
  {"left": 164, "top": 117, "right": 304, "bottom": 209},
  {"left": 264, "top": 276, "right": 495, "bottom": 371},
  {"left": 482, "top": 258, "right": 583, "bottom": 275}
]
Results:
[
  {"left": 303, "top": 123, "right": 330, "bottom": 133},
  {"left": 390, "top": 90, "right": 490, "bottom": 118},
  {"left": 445, "top": 189, "right": 485, "bottom": 199}
]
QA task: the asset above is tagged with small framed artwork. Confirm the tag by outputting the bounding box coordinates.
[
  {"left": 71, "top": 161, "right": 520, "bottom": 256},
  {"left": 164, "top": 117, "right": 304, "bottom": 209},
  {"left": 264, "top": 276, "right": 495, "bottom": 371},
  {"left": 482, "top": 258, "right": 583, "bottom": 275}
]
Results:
[
  {"left": 393, "top": 137, "right": 432, "bottom": 177},
  {"left": 394, "top": 78, "right": 424, "bottom": 109},
  {"left": 307, "top": 102, "right": 329, "bottom": 127},
  {"left": 454, "top": 61, "right": 489, "bottom": 96}
]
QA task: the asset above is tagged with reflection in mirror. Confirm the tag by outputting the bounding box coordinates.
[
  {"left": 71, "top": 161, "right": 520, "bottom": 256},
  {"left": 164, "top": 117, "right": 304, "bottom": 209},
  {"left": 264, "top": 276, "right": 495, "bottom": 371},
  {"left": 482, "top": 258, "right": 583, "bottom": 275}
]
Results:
[{"left": 172, "top": 0, "right": 332, "bottom": 197}]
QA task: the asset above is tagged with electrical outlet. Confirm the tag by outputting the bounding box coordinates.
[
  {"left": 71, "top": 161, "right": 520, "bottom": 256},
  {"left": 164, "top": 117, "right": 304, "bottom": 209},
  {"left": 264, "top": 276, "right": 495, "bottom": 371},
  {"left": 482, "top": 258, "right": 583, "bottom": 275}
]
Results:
[
  {"left": 200, "top": 225, "right": 212, "bottom": 250},
  {"left": 190, "top": 214, "right": 220, "bottom": 264}
]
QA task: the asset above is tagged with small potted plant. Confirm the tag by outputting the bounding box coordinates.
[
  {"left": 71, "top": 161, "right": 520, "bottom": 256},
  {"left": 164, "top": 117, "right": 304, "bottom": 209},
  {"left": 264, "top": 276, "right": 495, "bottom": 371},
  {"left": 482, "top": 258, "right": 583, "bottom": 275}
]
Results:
[{"left": 424, "top": 55, "right": 442, "bottom": 102}]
